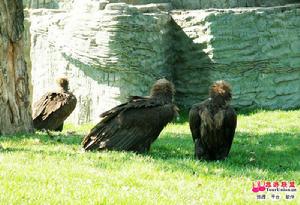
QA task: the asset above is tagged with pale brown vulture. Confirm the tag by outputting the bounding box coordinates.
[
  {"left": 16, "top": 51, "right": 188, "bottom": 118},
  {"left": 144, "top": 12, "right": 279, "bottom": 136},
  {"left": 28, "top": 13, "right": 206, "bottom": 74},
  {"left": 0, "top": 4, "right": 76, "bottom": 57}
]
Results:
[
  {"left": 189, "top": 81, "right": 237, "bottom": 160},
  {"left": 32, "top": 78, "right": 77, "bottom": 131},
  {"left": 82, "top": 79, "right": 178, "bottom": 153}
]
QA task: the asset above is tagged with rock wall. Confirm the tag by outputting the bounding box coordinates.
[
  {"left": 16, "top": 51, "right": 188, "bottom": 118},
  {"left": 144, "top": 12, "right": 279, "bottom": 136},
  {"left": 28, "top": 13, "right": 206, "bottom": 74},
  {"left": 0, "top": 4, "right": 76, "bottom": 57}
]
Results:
[
  {"left": 26, "top": 1, "right": 300, "bottom": 124},
  {"left": 171, "top": 0, "right": 299, "bottom": 9},
  {"left": 23, "top": 0, "right": 299, "bottom": 9},
  {"left": 23, "top": 0, "right": 73, "bottom": 9},
  {"left": 172, "top": 4, "right": 300, "bottom": 109},
  {"left": 28, "top": 2, "right": 173, "bottom": 124}
]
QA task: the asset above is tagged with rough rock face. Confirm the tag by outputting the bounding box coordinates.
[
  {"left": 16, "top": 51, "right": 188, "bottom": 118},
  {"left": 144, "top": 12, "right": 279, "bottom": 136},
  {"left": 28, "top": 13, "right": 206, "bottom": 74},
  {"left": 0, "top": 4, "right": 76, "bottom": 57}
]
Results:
[
  {"left": 171, "top": 0, "right": 299, "bottom": 9},
  {"left": 23, "top": 0, "right": 299, "bottom": 9},
  {"left": 28, "top": 2, "right": 173, "bottom": 124},
  {"left": 26, "top": 1, "right": 300, "bottom": 124},
  {"left": 23, "top": 0, "right": 74, "bottom": 9},
  {"left": 172, "top": 5, "right": 300, "bottom": 109}
]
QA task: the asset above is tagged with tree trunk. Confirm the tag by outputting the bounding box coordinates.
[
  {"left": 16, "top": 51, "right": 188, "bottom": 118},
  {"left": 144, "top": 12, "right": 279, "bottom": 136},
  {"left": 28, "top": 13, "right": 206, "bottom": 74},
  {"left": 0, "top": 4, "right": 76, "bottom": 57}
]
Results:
[{"left": 0, "top": 0, "right": 33, "bottom": 135}]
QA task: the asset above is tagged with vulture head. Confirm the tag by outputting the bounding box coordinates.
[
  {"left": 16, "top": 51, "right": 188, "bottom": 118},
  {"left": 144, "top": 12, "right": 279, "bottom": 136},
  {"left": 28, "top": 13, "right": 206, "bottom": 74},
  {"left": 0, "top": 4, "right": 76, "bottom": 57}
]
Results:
[
  {"left": 209, "top": 80, "right": 232, "bottom": 106},
  {"left": 56, "top": 77, "right": 69, "bottom": 92},
  {"left": 150, "top": 79, "right": 175, "bottom": 103}
]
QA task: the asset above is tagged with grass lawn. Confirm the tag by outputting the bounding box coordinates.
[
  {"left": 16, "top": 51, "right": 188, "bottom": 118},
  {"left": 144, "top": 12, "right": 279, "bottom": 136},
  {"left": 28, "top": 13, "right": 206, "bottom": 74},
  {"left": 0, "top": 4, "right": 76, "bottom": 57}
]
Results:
[{"left": 0, "top": 110, "right": 299, "bottom": 204}]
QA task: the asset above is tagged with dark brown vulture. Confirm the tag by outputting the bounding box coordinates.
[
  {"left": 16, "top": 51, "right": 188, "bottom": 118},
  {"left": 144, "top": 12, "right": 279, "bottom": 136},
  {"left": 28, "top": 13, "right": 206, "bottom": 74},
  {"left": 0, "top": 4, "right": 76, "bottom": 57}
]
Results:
[
  {"left": 189, "top": 80, "right": 237, "bottom": 160},
  {"left": 32, "top": 78, "right": 77, "bottom": 131},
  {"left": 82, "top": 79, "right": 178, "bottom": 153}
]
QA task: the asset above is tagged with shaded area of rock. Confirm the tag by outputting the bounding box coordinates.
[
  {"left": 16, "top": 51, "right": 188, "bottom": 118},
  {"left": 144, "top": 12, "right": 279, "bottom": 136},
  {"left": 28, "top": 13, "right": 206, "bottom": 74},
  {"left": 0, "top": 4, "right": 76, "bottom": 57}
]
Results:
[
  {"left": 25, "top": 2, "right": 300, "bottom": 124},
  {"left": 23, "top": 0, "right": 299, "bottom": 9},
  {"left": 27, "top": 3, "right": 173, "bottom": 124},
  {"left": 171, "top": 5, "right": 300, "bottom": 109}
]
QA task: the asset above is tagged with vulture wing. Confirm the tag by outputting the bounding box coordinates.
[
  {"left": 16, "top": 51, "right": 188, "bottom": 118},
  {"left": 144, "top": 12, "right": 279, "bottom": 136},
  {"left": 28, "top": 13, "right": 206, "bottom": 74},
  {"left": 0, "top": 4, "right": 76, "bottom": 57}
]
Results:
[
  {"left": 82, "top": 98, "right": 176, "bottom": 152},
  {"left": 33, "top": 92, "right": 77, "bottom": 130},
  {"left": 189, "top": 103, "right": 202, "bottom": 142},
  {"left": 223, "top": 106, "right": 237, "bottom": 155},
  {"left": 33, "top": 92, "right": 63, "bottom": 120}
]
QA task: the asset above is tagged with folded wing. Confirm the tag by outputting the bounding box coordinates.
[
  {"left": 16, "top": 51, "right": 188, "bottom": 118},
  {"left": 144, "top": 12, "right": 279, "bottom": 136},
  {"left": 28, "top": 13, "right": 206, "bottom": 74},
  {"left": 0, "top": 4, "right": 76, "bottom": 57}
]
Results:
[
  {"left": 82, "top": 98, "right": 176, "bottom": 152},
  {"left": 33, "top": 92, "right": 77, "bottom": 130},
  {"left": 223, "top": 107, "right": 237, "bottom": 155}
]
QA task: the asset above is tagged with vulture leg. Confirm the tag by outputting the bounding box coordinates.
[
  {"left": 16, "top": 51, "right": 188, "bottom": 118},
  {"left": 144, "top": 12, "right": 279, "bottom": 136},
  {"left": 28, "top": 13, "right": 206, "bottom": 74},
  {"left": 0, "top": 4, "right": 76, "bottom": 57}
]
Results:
[
  {"left": 55, "top": 123, "right": 64, "bottom": 132},
  {"left": 195, "top": 138, "right": 206, "bottom": 160},
  {"left": 130, "top": 142, "right": 151, "bottom": 154}
]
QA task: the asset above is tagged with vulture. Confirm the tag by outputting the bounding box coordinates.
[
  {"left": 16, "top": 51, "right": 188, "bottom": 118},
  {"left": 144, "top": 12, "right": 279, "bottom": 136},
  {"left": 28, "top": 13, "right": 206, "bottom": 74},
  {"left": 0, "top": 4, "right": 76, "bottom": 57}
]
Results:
[
  {"left": 189, "top": 80, "right": 237, "bottom": 160},
  {"left": 82, "top": 79, "right": 178, "bottom": 153},
  {"left": 32, "top": 78, "right": 77, "bottom": 131}
]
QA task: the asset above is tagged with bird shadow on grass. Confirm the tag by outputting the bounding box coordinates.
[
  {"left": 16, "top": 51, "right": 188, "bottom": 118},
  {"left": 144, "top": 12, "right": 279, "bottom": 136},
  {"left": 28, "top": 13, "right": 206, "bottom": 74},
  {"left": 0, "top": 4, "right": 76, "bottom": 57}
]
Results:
[
  {"left": 0, "top": 131, "right": 84, "bottom": 146},
  {"left": 148, "top": 131, "right": 300, "bottom": 178},
  {"left": 1, "top": 129, "right": 299, "bottom": 179},
  {"left": 0, "top": 131, "right": 84, "bottom": 157},
  {"left": 235, "top": 107, "right": 300, "bottom": 116},
  {"left": 0, "top": 146, "right": 82, "bottom": 158}
]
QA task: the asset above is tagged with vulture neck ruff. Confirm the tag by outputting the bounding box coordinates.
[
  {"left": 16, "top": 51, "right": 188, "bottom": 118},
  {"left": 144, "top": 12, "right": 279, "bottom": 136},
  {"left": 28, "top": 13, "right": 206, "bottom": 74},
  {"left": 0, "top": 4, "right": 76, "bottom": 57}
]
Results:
[
  {"left": 149, "top": 80, "right": 175, "bottom": 104},
  {"left": 208, "top": 80, "right": 232, "bottom": 110},
  {"left": 58, "top": 87, "right": 69, "bottom": 93}
]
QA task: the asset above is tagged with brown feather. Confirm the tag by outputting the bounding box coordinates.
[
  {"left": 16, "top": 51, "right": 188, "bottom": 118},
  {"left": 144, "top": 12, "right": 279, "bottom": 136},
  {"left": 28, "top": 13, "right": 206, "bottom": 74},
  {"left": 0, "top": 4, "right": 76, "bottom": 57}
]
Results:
[
  {"left": 189, "top": 80, "right": 237, "bottom": 160},
  {"left": 209, "top": 80, "right": 232, "bottom": 103},
  {"left": 32, "top": 84, "right": 77, "bottom": 131},
  {"left": 82, "top": 79, "right": 177, "bottom": 153},
  {"left": 56, "top": 77, "right": 69, "bottom": 91}
]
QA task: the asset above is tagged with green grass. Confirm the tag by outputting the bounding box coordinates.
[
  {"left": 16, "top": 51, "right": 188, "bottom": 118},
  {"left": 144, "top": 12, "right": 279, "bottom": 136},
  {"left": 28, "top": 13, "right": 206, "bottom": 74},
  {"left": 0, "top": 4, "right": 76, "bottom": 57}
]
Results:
[{"left": 0, "top": 110, "right": 299, "bottom": 204}]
